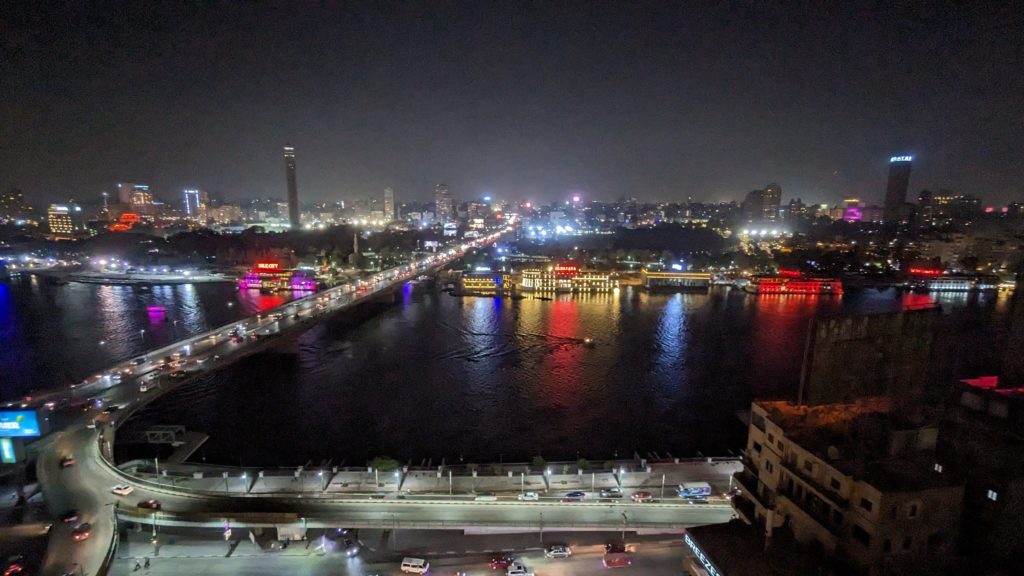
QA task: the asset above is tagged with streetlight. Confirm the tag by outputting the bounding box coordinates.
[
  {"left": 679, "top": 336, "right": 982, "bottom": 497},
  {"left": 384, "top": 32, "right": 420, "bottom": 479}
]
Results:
[
  {"left": 241, "top": 473, "right": 247, "bottom": 494},
  {"left": 621, "top": 513, "right": 628, "bottom": 541},
  {"left": 318, "top": 470, "right": 324, "bottom": 492}
]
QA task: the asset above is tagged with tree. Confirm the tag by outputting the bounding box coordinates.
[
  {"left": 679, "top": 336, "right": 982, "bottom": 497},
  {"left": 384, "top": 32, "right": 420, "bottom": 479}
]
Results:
[
  {"left": 368, "top": 456, "right": 400, "bottom": 472},
  {"left": 531, "top": 455, "right": 546, "bottom": 471}
]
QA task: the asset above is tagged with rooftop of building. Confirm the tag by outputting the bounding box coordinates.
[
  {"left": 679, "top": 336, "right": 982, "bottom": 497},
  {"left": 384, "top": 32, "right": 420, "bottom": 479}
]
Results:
[
  {"left": 685, "top": 520, "right": 831, "bottom": 576},
  {"left": 756, "top": 398, "right": 959, "bottom": 492}
]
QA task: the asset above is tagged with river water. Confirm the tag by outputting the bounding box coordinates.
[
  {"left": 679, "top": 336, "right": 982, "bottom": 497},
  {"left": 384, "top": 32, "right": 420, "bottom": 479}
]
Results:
[{"left": 1, "top": 275, "right": 1011, "bottom": 466}]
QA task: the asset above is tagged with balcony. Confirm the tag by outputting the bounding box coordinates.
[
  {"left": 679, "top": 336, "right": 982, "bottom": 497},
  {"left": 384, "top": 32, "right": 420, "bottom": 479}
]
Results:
[
  {"left": 780, "top": 460, "right": 848, "bottom": 510},
  {"left": 732, "top": 469, "right": 773, "bottom": 508},
  {"left": 777, "top": 484, "right": 844, "bottom": 537}
]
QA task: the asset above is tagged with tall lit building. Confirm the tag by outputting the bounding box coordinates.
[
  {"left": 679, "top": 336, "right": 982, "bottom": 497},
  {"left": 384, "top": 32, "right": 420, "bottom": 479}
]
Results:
[
  {"left": 434, "top": 183, "right": 452, "bottom": 222},
  {"left": 47, "top": 204, "right": 74, "bottom": 237},
  {"left": 183, "top": 188, "right": 209, "bottom": 224},
  {"left": 1, "top": 188, "right": 30, "bottom": 221},
  {"left": 883, "top": 155, "right": 913, "bottom": 224},
  {"left": 116, "top": 182, "right": 149, "bottom": 205},
  {"left": 740, "top": 183, "right": 782, "bottom": 222},
  {"left": 383, "top": 187, "right": 395, "bottom": 222},
  {"left": 130, "top": 189, "right": 155, "bottom": 217},
  {"left": 284, "top": 144, "right": 299, "bottom": 229},
  {"left": 762, "top": 183, "right": 781, "bottom": 221}
]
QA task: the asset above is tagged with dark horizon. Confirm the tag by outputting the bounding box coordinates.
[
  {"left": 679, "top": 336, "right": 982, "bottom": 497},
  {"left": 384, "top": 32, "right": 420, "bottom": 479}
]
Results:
[{"left": 3, "top": 2, "right": 1023, "bottom": 207}]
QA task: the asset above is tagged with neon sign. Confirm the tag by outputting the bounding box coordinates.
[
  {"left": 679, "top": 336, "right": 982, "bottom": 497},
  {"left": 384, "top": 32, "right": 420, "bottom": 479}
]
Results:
[
  {"left": 778, "top": 269, "right": 803, "bottom": 278},
  {"left": 255, "top": 262, "right": 280, "bottom": 271},
  {"left": 684, "top": 533, "right": 721, "bottom": 576},
  {"left": 908, "top": 267, "right": 942, "bottom": 277},
  {"left": 0, "top": 411, "right": 41, "bottom": 438},
  {"left": 553, "top": 263, "right": 579, "bottom": 277},
  {"left": 890, "top": 155, "right": 913, "bottom": 163}
]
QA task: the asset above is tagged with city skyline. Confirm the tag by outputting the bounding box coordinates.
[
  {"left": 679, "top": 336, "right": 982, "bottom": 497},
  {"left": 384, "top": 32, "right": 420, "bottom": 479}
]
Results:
[{"left": 3, "top": 3, "right": 1023, "bottom": 206}]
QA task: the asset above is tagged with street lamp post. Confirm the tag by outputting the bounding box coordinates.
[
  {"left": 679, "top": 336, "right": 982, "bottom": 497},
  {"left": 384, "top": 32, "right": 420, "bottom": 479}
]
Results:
[
  {"left": 621, "top": 513, "right": 628, "bottom": 541},
  {"left": 520, "top": 472, "right": 524, "bottom": 495},
  {"left": 660, "top": 473, "right": 665, "bottom": 499},
  {"left": 449, "top": 469, "right": 452, "bottom": 495},
  {"left": 241, "top": 473, "right": 247, "bottom": 493}
]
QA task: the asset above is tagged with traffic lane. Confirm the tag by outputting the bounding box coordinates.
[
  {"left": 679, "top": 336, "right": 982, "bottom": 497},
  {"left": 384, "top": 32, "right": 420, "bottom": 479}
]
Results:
[
  {"left": 106, "top": 539, "right": 687, "bottom": 575},
  {"left": 37, "top": 429, "right": 114, "bottom": 576}
]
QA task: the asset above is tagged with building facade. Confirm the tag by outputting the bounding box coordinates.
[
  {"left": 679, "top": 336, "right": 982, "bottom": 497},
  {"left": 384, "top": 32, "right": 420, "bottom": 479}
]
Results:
[
  {"left": 383, "top": 187, "right": 395, "bottom": 222},
  {"left": 434, "top": 183, "right": 453, "bottom": 222},
  {"left": 47, "top": 204, "right": 74, "bottom": 238},
  {"left": 284, "top": 144, "right": 299, "bottom": 229},
  {"left": 883, "top": 156, "right": 913, "bottom": 224},
  {"left": 732, "top": 398, "right": 962, "bottom": 575}
]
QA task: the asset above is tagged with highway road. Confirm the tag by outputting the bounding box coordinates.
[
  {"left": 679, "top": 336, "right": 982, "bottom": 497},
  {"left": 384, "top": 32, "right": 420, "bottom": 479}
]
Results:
[
  {"left": 30, "top": 230, "right": 509, "bottom": 576},
  {"left": 24, "top": 223, "right": 732, "bottom": 576}
]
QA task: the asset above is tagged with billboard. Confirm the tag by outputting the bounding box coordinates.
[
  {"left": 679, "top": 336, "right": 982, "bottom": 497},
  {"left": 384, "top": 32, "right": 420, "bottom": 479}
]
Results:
[{"left": 0, "top": 411, "right": 41, "bottom": 438}]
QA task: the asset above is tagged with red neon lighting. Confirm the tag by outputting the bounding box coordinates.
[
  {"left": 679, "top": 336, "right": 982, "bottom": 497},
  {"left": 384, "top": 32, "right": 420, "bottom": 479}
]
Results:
[
  {"left": 908, "top": 267, "right": 942, "bottom": 277},
  {"left": 119, "top": 213, "right": 140, "bottom": 224},
  {"left": 777, "top": 269, "right": 803, "bottom": 278},
  {"left": 255, "top": 262, "right": 280, "bottom": 271},
  {"left": 553, "top": 263, "right": 579, "bottom": 278}
]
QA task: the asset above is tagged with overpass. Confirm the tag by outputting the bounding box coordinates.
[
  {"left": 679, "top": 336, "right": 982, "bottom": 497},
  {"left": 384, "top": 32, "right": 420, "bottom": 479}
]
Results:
[{"left": 28, "top": 224, "right": 734, "bottom": 576}]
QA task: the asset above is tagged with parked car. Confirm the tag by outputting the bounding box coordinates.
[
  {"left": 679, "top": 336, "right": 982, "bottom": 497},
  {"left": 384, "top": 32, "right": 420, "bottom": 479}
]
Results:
[
  {"left": 517, "top": 491, "right": 539, "bottom": 501},
  {"left": 544, "top": 544, "right": 572, "bottom": 559},
  {"left": 600, "top": 487, "right": 623, "bottom": 498}
]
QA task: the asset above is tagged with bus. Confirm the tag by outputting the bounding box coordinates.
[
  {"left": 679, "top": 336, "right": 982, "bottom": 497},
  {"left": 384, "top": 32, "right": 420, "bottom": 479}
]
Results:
[{"left": 677, "top": 482, "right": 712, "bottom": 499}]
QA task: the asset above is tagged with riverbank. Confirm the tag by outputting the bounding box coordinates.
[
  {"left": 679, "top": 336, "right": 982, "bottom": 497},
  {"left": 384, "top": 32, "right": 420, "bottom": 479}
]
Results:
[{"left": 60, "top": 270, "right": 234, "bottom": 285}]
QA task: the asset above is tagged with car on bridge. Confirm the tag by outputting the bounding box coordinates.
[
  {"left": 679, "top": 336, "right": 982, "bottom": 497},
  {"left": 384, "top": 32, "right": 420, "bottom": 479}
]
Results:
[
  {"left": 137, "top": 499, "right": 162, "bottom": 510},
  {"left": 111, "top": 484, "right": 134, "bottom": 496},
  {"left": 60, "top": 510, "right": 79, "bottom": 523},
  {"left": 600, "top": 487, "right": 623, "bottom": 498},
  {"left": 544, "top": 544, "right": 572, "bottom": 559},
  {"left": 489, "top": 555, "right": 514, "bottom": 570},
  {"left": 562, "top": 491, "right": 586, "bottom": 501},
  {"left": 517, "top": 491, "right": 539, "bottom": 501},
  {"left": 631, "top": 491, "right": 654, "bottom": 502},
  {"left": 59, "top": 455, "right": 76, "bottom": 468}
]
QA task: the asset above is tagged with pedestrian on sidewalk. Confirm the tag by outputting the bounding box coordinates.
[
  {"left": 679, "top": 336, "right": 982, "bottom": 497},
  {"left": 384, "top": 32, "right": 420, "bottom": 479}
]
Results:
[
  {"left": 144, "top": 557, "right": 150, "bottom": 569},
  {"left": 133, "top": 560, "right": 141, "bottom": 571}
]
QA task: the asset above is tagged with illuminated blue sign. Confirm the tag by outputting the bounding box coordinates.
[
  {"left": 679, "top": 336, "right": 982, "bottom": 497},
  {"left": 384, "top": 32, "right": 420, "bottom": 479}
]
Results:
[
  {"left": 0, "top": 411, "right": 41, "bottom": 438},
  {"left": 684, "top": 533, "right": 721, "bottom": 576},
  {"left": 1, "top": 438, "right": 15, "bottom": 463},
  {"left": 890, "top": 155, "right": 913, "bottom": 163}
]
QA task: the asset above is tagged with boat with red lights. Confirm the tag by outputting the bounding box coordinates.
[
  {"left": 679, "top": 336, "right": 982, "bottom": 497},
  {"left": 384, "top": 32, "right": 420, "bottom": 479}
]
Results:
[
  {"left": 743, "top": 269, "right": 843, "bottom": 295},
  {"left": 238, "top": 261, "right": 318, "bottom": 292}
]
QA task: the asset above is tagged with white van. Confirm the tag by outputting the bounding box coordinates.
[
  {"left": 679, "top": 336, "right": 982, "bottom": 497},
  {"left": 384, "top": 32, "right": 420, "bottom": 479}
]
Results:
[{"left": 400, "top": 557, "right": 429, "bottom": 574}]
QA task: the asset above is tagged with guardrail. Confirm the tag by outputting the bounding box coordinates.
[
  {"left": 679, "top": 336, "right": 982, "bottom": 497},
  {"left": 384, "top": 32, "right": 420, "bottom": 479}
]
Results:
[
  {"left": 96, "top": 507, "right": 119, "bottom": 576},
  {"left": 116, "top": 508, "right": 725, "bottom": 531}
]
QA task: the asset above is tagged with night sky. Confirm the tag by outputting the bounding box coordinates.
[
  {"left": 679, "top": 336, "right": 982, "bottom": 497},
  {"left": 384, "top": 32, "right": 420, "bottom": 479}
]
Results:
[{"left": 3, "top": 1, "right": 1022, "bottom": 206}]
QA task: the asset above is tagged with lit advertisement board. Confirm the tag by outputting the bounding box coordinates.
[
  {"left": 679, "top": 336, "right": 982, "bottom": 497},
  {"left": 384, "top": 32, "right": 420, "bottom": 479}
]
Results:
[
  {"left": 1, "top": 438, "right": 15, "bottom": 463},
  {"left": 0, "top": 411, "right": 41, "bottom": 438}
]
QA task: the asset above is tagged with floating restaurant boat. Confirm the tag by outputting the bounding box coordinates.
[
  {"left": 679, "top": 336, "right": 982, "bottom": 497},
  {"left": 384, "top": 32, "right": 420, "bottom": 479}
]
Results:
[{"left": 743, "top": 270, "right": 843, "bottom": 295}]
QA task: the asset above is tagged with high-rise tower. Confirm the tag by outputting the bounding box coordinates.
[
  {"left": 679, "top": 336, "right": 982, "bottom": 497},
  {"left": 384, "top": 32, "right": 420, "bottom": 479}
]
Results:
[
  {"left": 883, "top": 155, "right": 913, "bottom": 224},
  {"left": 434, "top": 183, "right": 452, "bottom": 222},
  {"left": 383, "top": 187, "right": 395, "bottom": 222},
  {"left": 284, "top": 144, "right": 299, "bottom": 229}
]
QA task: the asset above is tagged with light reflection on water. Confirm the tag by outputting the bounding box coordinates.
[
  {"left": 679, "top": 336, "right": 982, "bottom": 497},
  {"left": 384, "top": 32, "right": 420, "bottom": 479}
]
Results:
[
  {"left": 122, "top": 285, "right": 1011, "bottom": 467},
  {"left": 0, "top": 278, "right": 297, "bottom": 399}
]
